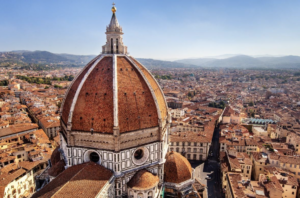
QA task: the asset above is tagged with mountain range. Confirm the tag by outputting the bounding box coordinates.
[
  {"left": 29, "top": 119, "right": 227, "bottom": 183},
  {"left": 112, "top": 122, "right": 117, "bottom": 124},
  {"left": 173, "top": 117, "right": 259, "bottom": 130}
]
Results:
[
  {"left": 175, "top": 55, "right": 300, "bottom": 69},
  {"left": 0, "top": 50, "right": 196, "bottom": 69},
  {"left": 1, "top": 50, "right": 300, "bottom": 69}
]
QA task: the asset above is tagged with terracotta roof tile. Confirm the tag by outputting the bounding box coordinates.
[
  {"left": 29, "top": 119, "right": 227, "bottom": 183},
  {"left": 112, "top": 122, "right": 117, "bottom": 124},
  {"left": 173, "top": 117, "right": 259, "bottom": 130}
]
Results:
[
  {"left": 130, "top": 57, "right": 168, "bottom": 120},
  {"left": 164, "top": 151, "right": 192, "bottom": 183},
  {"left": 127, "top": 169, "right": 159, "bottom": 190},
  {"left": 0, "top": 123, "right": 38, "bottom": 138},
  {"left": 72, "top": 57, "right": 114, "bottom": 133},
  {"left": 32, "top": 162, "right": 113, "bottom": 198},
  {"left": 117, "top": 57, "right": 158, "bottom": 132}
]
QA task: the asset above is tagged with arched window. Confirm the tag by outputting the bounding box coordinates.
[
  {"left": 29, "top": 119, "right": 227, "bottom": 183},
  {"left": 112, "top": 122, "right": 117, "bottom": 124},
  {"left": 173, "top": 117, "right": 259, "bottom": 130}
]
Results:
[
  {"left": 111, "top": 38, "right": 113, "bottom": 54},
  {"left": 129, "top": 191, "right": 134, "bottom": 198},
  {"left": 148, "top": 191, "right": 153, "bottom": 198},
  {"left": 137, "top": 193, "right": 143, "bottom": 198},
  {"left": 116, "top": 38, "right": 119, "bottom": 53}
]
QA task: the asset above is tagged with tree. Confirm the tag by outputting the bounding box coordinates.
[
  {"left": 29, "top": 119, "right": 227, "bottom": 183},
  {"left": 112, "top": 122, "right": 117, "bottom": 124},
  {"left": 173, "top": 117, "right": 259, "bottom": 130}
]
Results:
[
  {"left": 219, "top": 101, "right": 225, "bottom": 109},
  {"left": 209, "top": 102, "right": 216, "bottom": 108},
  {"left": 0, "top": 80, "right": 9, "bottom": 86},
  {"left": 54, "top": 85, "right": 63, "bottom": 89},
  {"left": 68, "top": 75, "right": 74, "bottom": 81}
]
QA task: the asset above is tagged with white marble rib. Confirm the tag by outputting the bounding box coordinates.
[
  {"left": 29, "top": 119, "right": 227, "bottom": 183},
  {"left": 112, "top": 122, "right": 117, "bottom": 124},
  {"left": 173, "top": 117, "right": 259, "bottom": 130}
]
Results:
[
  {"left": 113, "top": 54, "right": 119, "bottom": 127},
  {"left": 67, "top": 55, "right": 105, "bottom": 124},
  {"left": 124, "top": 55, "right": 162, "bottom": 121}
]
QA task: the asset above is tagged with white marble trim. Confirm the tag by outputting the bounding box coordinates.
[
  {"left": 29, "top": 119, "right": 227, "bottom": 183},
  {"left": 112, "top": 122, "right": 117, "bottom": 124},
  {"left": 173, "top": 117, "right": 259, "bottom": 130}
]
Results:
[
  {"left": 129, "top": 56, "right": 169, "bottom": 120},
  {"left": 60, "top": 55, "right": 100, "bottom": 116},
  {"left": 124, "top": 55, "right": 162, "bottom": 121},
  {"left": 67, "top": 55, "right": 105, "bottom": 124},
  {"left": 113, "top": 54, "right": 119, "bottom": 127}
]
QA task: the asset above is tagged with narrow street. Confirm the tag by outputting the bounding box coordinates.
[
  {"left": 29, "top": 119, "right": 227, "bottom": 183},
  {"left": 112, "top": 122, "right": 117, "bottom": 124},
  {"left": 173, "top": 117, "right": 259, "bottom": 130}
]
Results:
[{"left": 192, "top": 126, "right": 223, "bottom": 198}]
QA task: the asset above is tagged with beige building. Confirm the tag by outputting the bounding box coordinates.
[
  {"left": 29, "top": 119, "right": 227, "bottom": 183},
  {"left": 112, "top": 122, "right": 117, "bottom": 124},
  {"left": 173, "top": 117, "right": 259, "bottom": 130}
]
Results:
[
  {"left": 176, "top": 117, "right": 205, "bottom": 133},
  {"left": 169, "top": 131, "right": 211, "bottom": 161},
  {"left": 225, "top": 169, "right": 298, "bottom": 198},
  {"left": 251, "top": 152, "right": 269, "bottom": 180},
  {"left": 267, "top": 124, "right": 276, "bottom": 139},
  {"left": 263, "top": 166, "right": 298, "bottom": 198},
  {"left": 286, "top": 132, "right": 300, "bottom": 154},
  {"left": 222, "top": 106, "right": 243, "bottom": 124},
  {"left": 252, "top": 126, "right": 268, "bottom": 137},
  {"left": 0, "top": 160, "right": 47, "bottom": 198},
  {"left": 38, "top": 117, "right": 60, "bottom": 139},
  {"left": 220, "top": 148, "right": 252, "bottom": 190},
  {"left": 170, "top": 108, "right": 185, "bottom": 118},
  {"left": 269, "top": 153, "right": 300, "bottom": 180},
  {"left": 225, "top": 173, "right": 266, "bottom": 198},
  {"left": 220, "top": 136, "right": 246, "bottom": 153}
]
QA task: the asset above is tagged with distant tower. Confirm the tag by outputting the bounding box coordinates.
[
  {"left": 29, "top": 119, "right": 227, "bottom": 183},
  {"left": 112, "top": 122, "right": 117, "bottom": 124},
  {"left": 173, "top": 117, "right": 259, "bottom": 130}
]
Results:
[{"left": 102, "top": 3, "right": 128, "bottom": 54}]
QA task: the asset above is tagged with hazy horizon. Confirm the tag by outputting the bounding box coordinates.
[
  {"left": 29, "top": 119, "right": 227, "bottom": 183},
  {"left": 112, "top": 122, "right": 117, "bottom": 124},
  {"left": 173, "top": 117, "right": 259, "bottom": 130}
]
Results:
[
  {"left": 1, "top": 0, "right": 300, "bottom": 59},
  {"left": 2, "top": 50, "right": 297, "bottom": 62}
]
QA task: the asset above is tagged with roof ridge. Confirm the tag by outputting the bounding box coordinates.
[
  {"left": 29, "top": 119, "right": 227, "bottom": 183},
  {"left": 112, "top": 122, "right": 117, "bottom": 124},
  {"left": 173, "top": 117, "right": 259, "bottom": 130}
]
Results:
[{"left": 51, "top": 163, "right": 89, "bottom": 197}]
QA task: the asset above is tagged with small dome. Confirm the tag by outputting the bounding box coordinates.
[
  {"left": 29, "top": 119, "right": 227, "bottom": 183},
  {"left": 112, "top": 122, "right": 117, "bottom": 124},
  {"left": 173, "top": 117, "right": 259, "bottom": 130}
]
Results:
[
  {"left": 127, "top": 169, "right": 159, "bottom": 190},
  {"left": 164, "top": 151, "right": 192, "bottom": 183}
]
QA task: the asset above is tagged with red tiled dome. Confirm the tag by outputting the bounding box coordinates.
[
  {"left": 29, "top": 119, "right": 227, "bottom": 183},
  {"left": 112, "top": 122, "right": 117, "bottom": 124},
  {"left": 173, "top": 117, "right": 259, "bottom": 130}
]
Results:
[
  {"left": 61, "top": 55, "right": 167, "bottom": 134},
  {"left": 164, "top": 151, "right": 192, "bottom": 183},
  {"left": 127, "top": 169, "right": 159, "bottom": 190}
]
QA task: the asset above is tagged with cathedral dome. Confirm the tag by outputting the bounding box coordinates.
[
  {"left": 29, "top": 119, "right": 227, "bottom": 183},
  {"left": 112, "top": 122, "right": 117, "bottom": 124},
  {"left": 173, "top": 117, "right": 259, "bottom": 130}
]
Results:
[
  {"left": 61, "top": 55, "right": 167, "bottom": 134},
  {"left": 164, "top": 151, "right": 192, "bottom": 183},
  {"left": 60, "top": 5, "right": 169, "bottom": 153}
]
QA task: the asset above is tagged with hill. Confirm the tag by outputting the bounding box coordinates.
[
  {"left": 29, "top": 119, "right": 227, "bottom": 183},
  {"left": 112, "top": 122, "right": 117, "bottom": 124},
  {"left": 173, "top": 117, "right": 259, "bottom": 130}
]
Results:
[
  {"left": 0, "top": 50, "right": 198, "bottom": 69},
  {"left": 136, "top": 58, "right": 198, "bottom": 69},
  {"left": 2, "top": 50, "right": 300, "bottom": 69},
  {"left": 175, "top": 55, "right": 300, "bottom": 68},
  {"left": 22, "top": 51, "right": 70, "bottom": 63}
]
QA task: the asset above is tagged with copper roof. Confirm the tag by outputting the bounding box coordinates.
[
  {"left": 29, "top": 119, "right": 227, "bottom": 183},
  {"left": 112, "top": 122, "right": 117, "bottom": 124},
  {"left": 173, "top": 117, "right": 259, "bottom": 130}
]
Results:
[
  {"left": 127, "top": 169, "right": 159, "bottom": 190},
  {"left": 164, "top": 151, "right": 192, "bottom": 183},
  {"left": 61, "top": 55, "right": 167, "bottom": 134}
]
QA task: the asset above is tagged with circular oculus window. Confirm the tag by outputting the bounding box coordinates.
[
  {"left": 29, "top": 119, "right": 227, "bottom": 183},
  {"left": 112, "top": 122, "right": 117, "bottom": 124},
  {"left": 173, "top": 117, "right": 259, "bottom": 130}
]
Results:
[
  {"left": 83, "top": 150, "right": 101, "bottom": 164},
  {"left": 90, "top": 152, "right": 100, "bottom": 163},
  {"left": 132, "top": 147, "right": 149, "bottom": 165}
]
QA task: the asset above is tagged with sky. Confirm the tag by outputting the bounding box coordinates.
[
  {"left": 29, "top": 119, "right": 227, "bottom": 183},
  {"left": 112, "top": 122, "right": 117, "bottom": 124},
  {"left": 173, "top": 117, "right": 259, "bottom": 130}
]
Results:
[{"left": 0, "top": 0, "right": 300, "bottom": 60}]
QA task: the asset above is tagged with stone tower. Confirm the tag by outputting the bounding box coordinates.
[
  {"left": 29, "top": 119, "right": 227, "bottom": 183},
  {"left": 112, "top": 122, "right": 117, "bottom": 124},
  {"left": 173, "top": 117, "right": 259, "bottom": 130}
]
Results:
[{"left": 102, "top": 4, "right": 127, "bottom": 54}]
